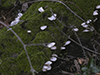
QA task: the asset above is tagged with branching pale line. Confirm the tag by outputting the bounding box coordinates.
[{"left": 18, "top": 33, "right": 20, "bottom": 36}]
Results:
[
  {"left": 68, "top": 36, "right": 100, "bottom": 55},
  {"left": 25, "top": 43, "right": 48, "bottom": 47},
  {"left": 63, "top": 1, "right": 88, "bottom": 19},
  {"left": 24, "top": 0, "right": 85, "bottom": 22},
  {"left": 74, "top": 31, "right": 87, "bottom": 59},
  {"left": 0, "top": 0, "right": 99, "bottom": 74},
  {"left": 0, "top": 21, "right": 38, "bottom": 75},
  {"left": 93, "top": 44, "right": 97, "bottom": 66},
  {"left": 58, "top": 1, "right": 85, "bottom": 22},
  {"left": 49, "top": 7, "right": 100, "bottom": 55},
  {"left": 94, "top": 40, "right": 100, "bottom": 46},
  {"left": 53, "top": 21, "right": 100, "bottom": 55},
  {"left": 50, "top": 8, "right": 70, "bottom": 28}
]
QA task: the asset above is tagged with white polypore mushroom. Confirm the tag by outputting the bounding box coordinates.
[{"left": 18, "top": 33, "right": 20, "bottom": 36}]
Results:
[
  {"left": 18, "top": 13, "right": 23, "bottom": 18},
  {"left": 43, "top": 65, "right": 48, "bottom": 69},
  {"left": 45, "top": 61, "right": 52, "bottom": 65},
  {"left": 82, "top": 24, "right": 89, "bottom": 28},
  {"left": 83, "top": 29, "right": 89, "bottom": 32},
  {"left": 96, "top": 5, "right": 100, "bottom": 9},
  {"left": 10, "top": 12, "right": 23, "bottom": 26},
  {"left": 27, "top": 30, "right": 31, "bottom": 33},
  {"left": 42, "top": 68, "right": 47, "bottom": 72},
  {"left": 64, "top": 41, "right": 71, "bottom": 46},
  {"left": 93, "top": 10, "right": 98, "bottom": 16},
  {"left": 81, "top": 22, "right": 86, "bottom": 26},
  {"left": 38, "top": 7, "right": 44, "bottom": 13},
  {"left": 10, "top": 20, "right": 19, "bottom": 26},
  {"left": 60, "top": 47, "right": 66, "bottom": 50},
  {"left": 86, "top": 19, "right": 92, "bottom": 24},
  {"left": 47, "top": 42, "right": 56, "bottom": 48},
  {"left": 42, "top": 65, "right": 52, "bottom": 71},
  {"left": 46, "top": 66, "right": 52, "bottom": 70},
  {"left": 48, "top": 14, "right": 57, "bottom": 21},
  {"left": 40, "top": 26, "right": 47, "bottom": 30},
  {"left": 51, "top": 46, "right": 57, "bottom": 50},
  {"left": 73, "top": 28, "right": 79, "bottom": 32},
  {"left": 50, "top": 57, "right": 57, "bottom": 62},
  {"left": 52, "top": 54, "right": 58, "bottom": 57}
]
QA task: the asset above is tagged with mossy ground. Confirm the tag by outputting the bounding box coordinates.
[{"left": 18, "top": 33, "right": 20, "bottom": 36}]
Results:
[
  {"left": 0, "top": 0, "right": 100, "bottom": 75},
  {"left": 0, "top": 0, "right": 27, "bottom": 8}
]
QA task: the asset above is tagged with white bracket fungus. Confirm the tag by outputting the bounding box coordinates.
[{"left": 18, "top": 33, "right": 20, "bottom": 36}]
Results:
[
  {"left": 42, "top": 65, "right": 52, "bottom": 72},
  {"left": 40, "top": 26, "right": 47, "bottom": 30},
  {"left": 50, "top": 46, "right": 57, "bottom": 50},
  {"left": 86, "top": 19, "right": 92, "bottom": 24},
  {"left": 38, "top": 7, "right": 44, "bottom": 13},
  {"left": 96, "top": 5, "right": 100, "bottom": 9},
  {"left": 42, "top": 61, "right": 52, "bottom": 72},
  {"left": 47, "top": 42, "right": 56, "bottom": 48},
  {"left": 52, "top": 54, "right": 58, "bottom": 57},
  {"left": 27, "top": 30, "right": 31, "bottom": 33},
  {"left": 60, "top": 47, "right": 66, "bottom": 50},
  {"left": 73, "top": 28, "right": 79, "bottom": 32},
  {"left": 50, "top": 57, "right": 57, "bottom": 62},
  {"left": 10, "top": 13, "right": 23, "bottom": 26},
  {"left": 48, "top": 14, "right": 57, "bottom": 21},
  {"left": 93, "top": 10, "right": 98, "bottom": 16},
  {"left": 64, "top": 41, "right": 71, "bottom": 46},
  {"left": 83, "top": 29, "right": 89, "bottom": 32}
]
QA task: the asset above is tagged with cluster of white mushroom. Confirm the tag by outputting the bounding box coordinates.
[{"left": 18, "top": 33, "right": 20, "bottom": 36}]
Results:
[
  {"left": 38, "top": 7, "right": 57, "bottom": 31},
  {"left": 80, "top": 5, "right": 100, "bottom": 33},
  {"left": 42, "top": 54, "right": 58, "bottom": 72},
  {"left": 42, "top": 40, "right": 71, "bottom": 72},
  {"left": 42, "top": 61, "right": 52, "bottom": 72},
  {"left": 60, "top": 40, "right": 71, "bottom": 50},
  {"left": 48, "top": 14, "right": 57, "bottom": 21},
  {"left": 47, "top": 42, "right": 57, "bottom": 50},
  {"left": 38, "top": 7, "right": 73, "bottom": 71},
  {"left": 93, "top": 5, "right": 100, "bottom": 16},
  {"left": 72, "top": 27, "right": 79, "bottom": 32},
  {"left": 81, "top": 19, "right": 94, "bottom": 32},
  {"left": 10, "top": 13, "right": 23, "bottom": 26},
  {"left": 38, "top": 7, "right": 45, "bottom": 13},
  {"left": 27, "top": 30, "right": 31, "bottom": 33},
  {"left": 38, "top": 7, "right": 57, "bottom": 21},
  {"left": 93, "top": 5, "right": 100, "bottom": 23}
]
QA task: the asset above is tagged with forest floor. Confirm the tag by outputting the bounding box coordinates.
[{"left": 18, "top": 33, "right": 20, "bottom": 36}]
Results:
[{"left": 0, "top": 1, "right": 100, "bottom": 75}]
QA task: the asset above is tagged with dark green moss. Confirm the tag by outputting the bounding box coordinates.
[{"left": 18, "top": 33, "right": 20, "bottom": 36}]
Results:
[
  {"left": 1, "top": 0, "right": 27, "bottom": 8},
  {"left": 0, "top": 0, "right": 99, "bottom": 75}
]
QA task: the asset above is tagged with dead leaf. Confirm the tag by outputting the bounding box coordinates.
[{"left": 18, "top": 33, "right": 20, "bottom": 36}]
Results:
[
  {"left": 2, "top": 15, "right": 6, "bottom": 20},
  {"left": 77, "top": 58, "right": 89, "bottom": 65},
  {"left": 74, "top": 59, "right": 81, "bottom": 74}
]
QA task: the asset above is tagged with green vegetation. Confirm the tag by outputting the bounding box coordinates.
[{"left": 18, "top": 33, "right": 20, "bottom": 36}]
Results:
[
  {"left": 0, "top": 0, "right": 27, "bottom": 8},
  {"left": 0, "top": 0, "right": 100, "bottom": 75},
  {"left": 81, "top": 58, "right": 100, "bottom": 75}
]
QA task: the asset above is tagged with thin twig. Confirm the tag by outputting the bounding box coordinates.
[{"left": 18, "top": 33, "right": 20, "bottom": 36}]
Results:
[
  {"left": 73, "top": 31, "right": 87, "bottom": 60},
  {"left": 62, "top": 70, "right": 75, "bottom": 75},
  {"left": 94, "top": 40, "right": 100, "bottom": 46},
  {"left": 58, "top": 1, "right": 85, "bottom": 22},
  {"left": 0, "top": 21, "right": 38, "bottom": 75},
  {"left": 25, "top": 43, "right": 48, "bottom": 47},
  {"left": 93, "top": 44, "right": 97, "bottom": 66},
  {"left": 63, "top": 1, "right": 88, "bottom": 20},
  {"left": 21, "top": 0, "right": 85, "bottom": 22},
  {"left": 0, "top": 1, "right": 19, "bottom": 19},
  {"left": 52, "top": 21, "right": 100, "bottom": 55},
  {"left": 49, "top": 7, "right": 100, "bottom": 55}
]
